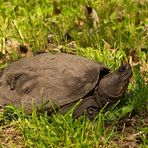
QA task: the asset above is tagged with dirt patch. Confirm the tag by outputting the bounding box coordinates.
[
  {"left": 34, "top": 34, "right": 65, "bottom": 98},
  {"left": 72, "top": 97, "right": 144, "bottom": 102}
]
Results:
[
  {"left": 0, "top": 124, "right": 25, "bottom": 148},
  {"left": 113, "top": 109, "right": 148, "bottom": 147}
]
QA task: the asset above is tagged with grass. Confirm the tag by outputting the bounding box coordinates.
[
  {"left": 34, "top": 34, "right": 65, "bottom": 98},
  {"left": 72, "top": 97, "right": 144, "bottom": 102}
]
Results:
[{"left": 0, "top": 0, "right": 148, "bottom": 147}]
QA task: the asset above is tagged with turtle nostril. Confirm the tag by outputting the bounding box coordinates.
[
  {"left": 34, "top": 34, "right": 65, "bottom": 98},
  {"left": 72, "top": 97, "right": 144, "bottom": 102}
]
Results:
[
  {"left": 118, "top": 64, "right": 131, "bottom": 73},
  {"left": 118, "top": 65, "right": 126, "bottom": 73}
]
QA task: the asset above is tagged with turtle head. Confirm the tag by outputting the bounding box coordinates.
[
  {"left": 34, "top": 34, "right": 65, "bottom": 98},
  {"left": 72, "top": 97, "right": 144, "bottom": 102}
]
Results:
[{"left": 99, "top": 64, "right": 132, "bottom": 98}]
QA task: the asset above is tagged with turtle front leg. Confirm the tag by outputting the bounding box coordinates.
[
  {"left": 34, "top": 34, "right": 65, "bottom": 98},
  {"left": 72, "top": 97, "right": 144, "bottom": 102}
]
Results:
[{"left": 73, "top": 96, "right": 100, "bottom": 120}]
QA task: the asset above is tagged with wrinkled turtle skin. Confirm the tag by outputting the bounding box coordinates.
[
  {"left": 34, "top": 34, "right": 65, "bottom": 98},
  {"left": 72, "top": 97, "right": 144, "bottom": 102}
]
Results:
[{"left": 0, "top": 53, "right": 132, "bottom": 120}]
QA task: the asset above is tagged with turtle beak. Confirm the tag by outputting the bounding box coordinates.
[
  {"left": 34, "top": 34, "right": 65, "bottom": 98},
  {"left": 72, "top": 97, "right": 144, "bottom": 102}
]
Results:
[{"left": 117, "top": 64, "right": 132, "bottom": 81}]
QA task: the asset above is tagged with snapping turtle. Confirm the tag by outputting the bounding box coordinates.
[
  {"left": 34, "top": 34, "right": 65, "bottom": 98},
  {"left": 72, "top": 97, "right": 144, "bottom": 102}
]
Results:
[{"left": 0, "top": 53, "right": 132, "bottom": 120}]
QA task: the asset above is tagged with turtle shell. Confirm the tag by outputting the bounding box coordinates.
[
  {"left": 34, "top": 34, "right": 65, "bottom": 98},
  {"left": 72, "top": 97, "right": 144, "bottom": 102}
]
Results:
[{"left": 0, "top": 53, "right": 109, "bottom": 112}]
